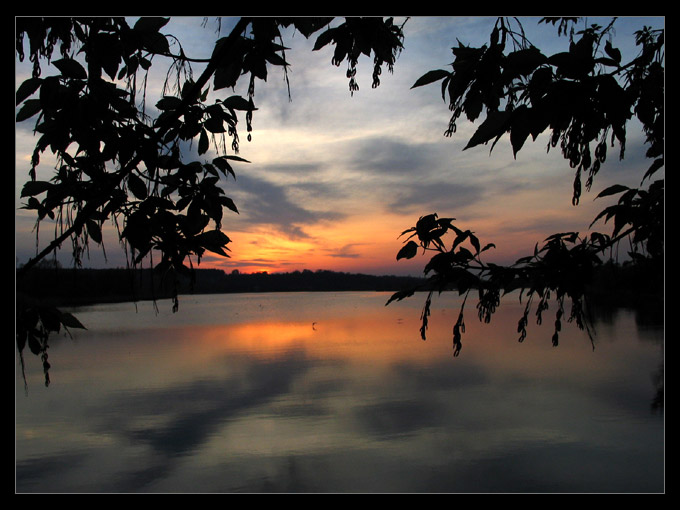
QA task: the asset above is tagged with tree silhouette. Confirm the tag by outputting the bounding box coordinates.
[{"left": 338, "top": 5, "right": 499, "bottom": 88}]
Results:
[
  {"left": 15, "top": 17, "right": 663, "bottom": 384},
  {"left": 15, "top": 16, "right": 406, "bottom": 385},
  {"left": 388, "top": 17, "right": 663, "bottom": 355}
]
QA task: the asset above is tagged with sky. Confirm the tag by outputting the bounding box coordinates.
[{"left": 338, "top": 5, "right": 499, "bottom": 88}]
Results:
[{"left": 15, "top": 16, "right": 664, "bottom": 276}]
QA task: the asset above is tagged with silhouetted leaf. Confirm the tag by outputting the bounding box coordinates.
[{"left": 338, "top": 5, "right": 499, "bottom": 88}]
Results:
[
  {"left": 312, "top": 27, "right": 337, "bottom": 51},
  {"left": 504, "top": 47, "right": 547, "bottom": 77},
  {"left": 509, "top": 105, "right": 532, "bottom": 157},
  {"left": 212, "top": 157, "right": 235, "bottom": 178},
  {"left": 275, "top": 17, "right": 331, "bottom": 38},
  {"left": 468, "top": 233, "right": 480, "bottom": 254},
  {"left": 86, "top": 219, "right": 102, "bottom": 244},
  {"left": 16, "top": 77, "right": 42, "bottom": 106},
  {"left": 204, "top": 116, "right": 225, "bottom": 133},
  {"left": 213, "top": 61, "right": 242, "bottom": 91},
  {"left": 16, "top": 99, "right": 42, "bottom": 122},
  {"left": 21, "top": 180, "right": 51, "bottom": 197},
  {"left": 220, "top": 196, "right": 239, "bottom": 214},
  {"left": 398, "top": 226, "right": 416, "bottom": 239},
  {"left": 456, "top": 247, "right": 474, "bottom": 262},
  {"left": 127, "top": 173, "right": 148, "bottom": 199},
  {"left": 133, "top": 17, "right": 170, "bottom": 33},
  {"left": 222, "top": 95, "right": 256, "bottom": 111},
  {"left": 396, "top": 240, "right": 418, "bottom": 260},
  {"left": 39, "top": 307, "right": 62, "bottom": 333},
  {"left": 604, "top": 40, "right": 622, "bottom": 64},
  {"left": 196, "top": 229, "right": 231, "bottom": 256},
  {"left": 223, "top": 155, "right": 251, "bottom": 163},
  {"left": 643, "top": 158, "right": 664, "bottom": 180},
  {"left": 198, "top": 128, "right": 209, "bottom": 155},
  {"left": 464, "top": 110, "right": 511, "bottom": 150},
  {"left": 411, "top": 69, "right": 450, "bottom": 89},
  {"left": 385, "top": 287, "right": 416, "bottom": 305},
  {"left": 596, "top": 184, "right": 629, "bottom": 198},
  {"left": 28, "top": 333, "right": 42, "bottom": 355},
  {"left": 156, "top": 96, "right": 183, "bottom": 111},
  {"left": 123, "top": 211, "right": 152, "bottom": 252},
  {"left": 58, "top": 312, "right": 86, "bottom": 330},
  {"left": 53, "top": 58, "right": 87, "bottom": 80}
]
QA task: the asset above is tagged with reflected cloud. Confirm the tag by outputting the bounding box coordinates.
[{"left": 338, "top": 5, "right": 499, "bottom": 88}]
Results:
[
  {"left": 93, "top": 350, "right": 323, "bottom": 491},
  {"left": 354, "top": 398, "right": 446, "bottom": 439},
  {"left": 16, "top": 293, "right": 664, "bottom": 493}
]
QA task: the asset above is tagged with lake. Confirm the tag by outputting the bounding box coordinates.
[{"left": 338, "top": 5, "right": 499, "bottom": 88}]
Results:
[{"left": 15, "top": 291, "right": 664, "bottom": 493}]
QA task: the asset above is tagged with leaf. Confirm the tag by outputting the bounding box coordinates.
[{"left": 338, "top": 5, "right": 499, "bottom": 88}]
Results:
[
  {"left": 223, "top": 155, "right": 251, "bottom": 163},
  {"left": 16, "top": 99, "right": 42, "bottom": 122},
  {"left": 385, "top": 287, "right": 416, "bottom": 306},
  {"left": 53, "top": 58, "right": 87, "bottom": 80},
  {"left": 596, "top": 184, "right": 629, "bottom": 199},
  {"left": 133, "top": 17, "right": 170, "bottom": 33},
  {"left": 220, "top": 196, "right": 239, "bottom": 214},
  {"left": 39, "top": 307, "right": 62, "bottom": 333},
  {"left": 312, "top": 27, "right": 337, "bottom": 51},
  {"left": 127, "top": 173, "right": 148, "bottom": 200},
  {"left": 398, "top": 226, "right": 416, "bottom": 239},
  {"left": 643, "top": 158, "right": 664, "bottom": 181},
  {"left": 411, "top": 69, "right": 451, "bottom": 89},
  {"left": 58, "top": 312, "right": 87, "bottom": 330},
  {"left": 198, "top": 128, "right": 209, "bottom": 155},
  {"left": 222, "top": 95, "right": 256, "bottom": 111},
  {"left": 456, "top": 246, "right": 474, "bottom": 262},
  {"left": 28, "top": 333, "right": 42, "bottom": 355},
  {"left": 604, "top": 40, "right": 622, "bottom": 64},
  {"left": 16, "top": 77, "right": 43, "bottom": 106},
  {"left": 86, "top": 219, "right": 102, "bottom": 244},
  {"left": 204, "top": 116, "right": 225, "bottom": 133},
  {"left": 21, "top": 180, "right": 51, "bottom": 197},
  {"left": 196, "top": 229, "right": 232, "bottom": 256},
  {"left": 509, "top": 105, "right": 532, "bottom": 157},
  {"left": 212, "top": 157, "right": 235, "bottom": 178},
  {"left": 156, "top": 96, "right": 183, "bottom": 111},
  {"left": 463, "top": 110, "right": 511, "bottom": 151},
  {"left": 589, "top": 205, "right": 618, "bottom": 228},
  {"left": 396, "top": 240, "right": 419, "bottom": 260},
  {"left": 213, "top": 61, "right": 242, "bottom": 91},
  {"left": 504, "top": 47, "right": 547, "bottom": 76},
  {"left": 468, "top": 233, "right": 480, "bottom": 254},
  {"left": 123, "top": 211, "right": 152, "bottom": 252},
  {"left": 139, "top": 29, "right": 169, "bottom": 54}
]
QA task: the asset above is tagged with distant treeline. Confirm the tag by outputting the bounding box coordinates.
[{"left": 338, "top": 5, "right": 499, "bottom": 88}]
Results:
[
  {"left": 16, "top": 260, "right": 663, "bottom": 317},
  {"left": 16, "top": 266, "right": 427, "bottom": 307}
]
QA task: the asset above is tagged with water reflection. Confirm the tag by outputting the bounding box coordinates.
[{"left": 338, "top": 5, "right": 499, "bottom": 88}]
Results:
[{"left": 16, "top": 292, "right": 663, "bottom": 493}]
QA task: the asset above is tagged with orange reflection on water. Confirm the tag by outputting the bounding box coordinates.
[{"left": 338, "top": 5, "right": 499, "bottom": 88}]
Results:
[
  {"left": 182, "top": 312, "right": 449, "bottom": 364},
  {"left": 174, "top": 296, "right": 616, "bottom": 372}
]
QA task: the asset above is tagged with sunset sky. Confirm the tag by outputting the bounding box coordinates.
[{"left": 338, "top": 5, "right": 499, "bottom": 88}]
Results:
[{"left": 15, "top": 16, "right": 664, "bottom": 276}]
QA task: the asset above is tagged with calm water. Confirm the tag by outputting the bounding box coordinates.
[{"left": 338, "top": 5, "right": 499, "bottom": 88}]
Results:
[{"left": 15, "top": 291, "right": 664, "bottom": 493}]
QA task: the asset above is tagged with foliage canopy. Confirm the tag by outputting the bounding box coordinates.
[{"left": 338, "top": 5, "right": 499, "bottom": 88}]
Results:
[
  {"left": 390, "top": 17, "right": 663, "bottom": 355},
  {"left": 15, "top": 16, "right": 405, "bottom": 385},
  {"left": 16, "top": 17, "right": 663, "bottom": 383}
]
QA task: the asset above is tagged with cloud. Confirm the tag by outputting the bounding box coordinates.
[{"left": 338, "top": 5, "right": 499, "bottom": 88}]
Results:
[
  {"left": 225, "top": 173, "right": 343, "bottom": 240},
  {"left": 385, "top": 180, "right": 486, "bottom": 216},
  {"left": 346, "top": 136, "right": 443, "bottom": 176},
  {"left": 325, "top": 243, "right": 364, "bottom": 259}
]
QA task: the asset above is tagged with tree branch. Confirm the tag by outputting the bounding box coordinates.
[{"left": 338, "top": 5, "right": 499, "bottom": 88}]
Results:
[{"left": 17, "top": 17, "right": 253, "bottom": 279}]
